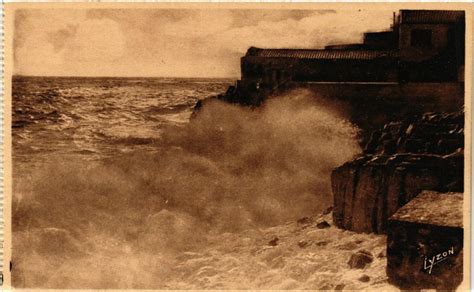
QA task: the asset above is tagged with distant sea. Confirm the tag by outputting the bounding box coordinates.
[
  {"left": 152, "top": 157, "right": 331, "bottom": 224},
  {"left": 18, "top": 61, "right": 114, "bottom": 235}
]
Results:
[{"left": 12, "top": 76, "right": 233, "bottom": 166}]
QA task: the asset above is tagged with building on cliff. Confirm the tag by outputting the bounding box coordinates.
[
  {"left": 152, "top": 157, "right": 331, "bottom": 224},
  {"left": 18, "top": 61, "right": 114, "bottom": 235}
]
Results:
[
  {"left": 205, "top": 9, "right": 465, "bottom": 139},
  {"left": 202, "top": 10, "right": 465, "bottom": 145},
  {"left": 240, "top": 10, "right": 464, "bottom": 89}
]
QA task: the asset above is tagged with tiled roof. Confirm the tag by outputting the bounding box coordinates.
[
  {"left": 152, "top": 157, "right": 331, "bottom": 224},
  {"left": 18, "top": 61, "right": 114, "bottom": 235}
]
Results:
[
  {"left": 246, "top": 48, "right": 398, "bottom": 60},
  {"left": 400, "top": 10, "right": 464, "bottom": 23}
]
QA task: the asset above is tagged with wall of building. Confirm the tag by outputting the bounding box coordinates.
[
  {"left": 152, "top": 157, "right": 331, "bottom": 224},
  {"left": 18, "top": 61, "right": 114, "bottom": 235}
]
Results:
[
  {"left": 363, "top": 31, "right": 397, "bottom": 49},
  {"left": 239, "top": 10, "right": 464, "bottom": 86},
  {"left": 292, "top": 59, "right": 398, "bottom": 82},
  {"left": 297, "top": 82, "right": 463, "bottom": 108},
  {"left": 241, "top": 56, "right": 399, "bottom": 85},
  {"left": 399, "top": 23, "right": 451, "bottom": 61},
  {"left": 295, "top": 82, "right": 464, "bottom": 141},
  {"left": 398, "top": 19, "right": 463, "bottom": 82},
  {"left": 241, "top": 56, "right": 295, "bottom": 88}
]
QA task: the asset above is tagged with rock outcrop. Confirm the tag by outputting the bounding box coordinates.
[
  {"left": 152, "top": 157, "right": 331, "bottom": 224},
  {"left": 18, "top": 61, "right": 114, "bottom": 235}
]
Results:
[
  {"left": 364, "top": 111, "right": 464, "bottom": 156},
  {"left": 348, "top": 250, "right": 374, "bottom": 269},
  {"left": 332, "top": 112, "right": 464, "bottom": 233},
  {"left": 316, "top": 220, "right": 331, "bottom": 229},
  {"left": 386, "top": 191, "right": 463, "bottom": 290}
]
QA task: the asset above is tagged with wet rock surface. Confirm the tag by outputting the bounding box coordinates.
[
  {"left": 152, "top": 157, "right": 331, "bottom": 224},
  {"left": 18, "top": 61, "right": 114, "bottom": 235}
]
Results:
[
  {"left": 348, "top": 250, "right": 374, "bottom": 269},
  {"left": 334, "top": 283, "right": 345, "bottom": 290},
  {"left": 297, "top": 217, "right": 313, "bottom": 225},
  {"left": 322, "top": 206, "right": 333, "bottom": 215},
  {"left": 358, "top": 275, "right": 370, "bottom": 282},
  {"left": 390, "top": 190, "right": 463, "bottom": 227},
  {"left": 297, "top": 240, "right": 310, "bottom": 248},
  {"left": 332, "top": 112, "right": 464, "bottom": 233},
  {"left": 364, "top": 111, "right": 464, "bottom": 156},
  {"left": 386, "top": 191, "right": 463, "bottom": 290},
  {"left": 316, "top": 220, "right": 331, "bottom": 229},
  {"left": 268, "top": 237, "right": 279, "bottom": 246}
]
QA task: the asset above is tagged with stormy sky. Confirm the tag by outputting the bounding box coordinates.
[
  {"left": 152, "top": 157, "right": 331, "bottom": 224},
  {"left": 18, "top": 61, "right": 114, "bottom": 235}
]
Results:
[{"left": 14, "top": 9, "right": 395, "bottom": 78}]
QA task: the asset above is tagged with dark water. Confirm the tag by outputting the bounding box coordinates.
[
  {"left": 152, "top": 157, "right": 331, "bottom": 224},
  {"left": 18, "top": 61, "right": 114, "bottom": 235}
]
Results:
[
  {"left": 12, "top": 76, "right": 361, "bottom": 288},
  {"left": 13, "top": 76, "right": 232, "bottom": 165}
]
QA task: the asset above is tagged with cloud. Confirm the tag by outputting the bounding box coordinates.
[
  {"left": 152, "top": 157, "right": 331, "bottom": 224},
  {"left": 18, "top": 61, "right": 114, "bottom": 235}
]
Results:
[
  {"left": 214, "top": 10, "right": 394, "bottom": 52},
  {"left": 13, "top": 8, "right": 394, "bottom": 77},
  {"left": 14, "top": 9, "right": 127, "bottom": 76},
  {"left": 47, "top": 24, "right": 78, "bottom": 53},
  {"left": 66, "top": 18, "right": 126, "bottom": 62}
]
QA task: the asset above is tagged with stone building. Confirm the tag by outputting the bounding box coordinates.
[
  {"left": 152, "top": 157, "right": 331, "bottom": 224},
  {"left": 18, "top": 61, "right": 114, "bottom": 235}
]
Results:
[
  {"left": 240, "top": 10, "right": 465, "bottom": 88},
  {"left": 200, "top": 9, "right": 463, "bottom": 141},
  {"left": 198, "top": 9, "right": 465, "bottom": 142}
]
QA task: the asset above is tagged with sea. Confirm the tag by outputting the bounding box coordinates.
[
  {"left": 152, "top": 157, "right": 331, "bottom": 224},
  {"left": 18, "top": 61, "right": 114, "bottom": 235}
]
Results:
[
  {"left": 13, "top": 76, "right": 232, "bottom": 166},
  {"left": 11, "top": 76, "right": 391, "bottom": 289}
]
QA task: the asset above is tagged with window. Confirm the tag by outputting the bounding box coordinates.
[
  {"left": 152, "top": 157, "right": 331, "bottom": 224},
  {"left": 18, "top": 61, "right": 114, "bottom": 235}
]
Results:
[{"left": 411, "top": 29, "right": 432, "bottom": 47}]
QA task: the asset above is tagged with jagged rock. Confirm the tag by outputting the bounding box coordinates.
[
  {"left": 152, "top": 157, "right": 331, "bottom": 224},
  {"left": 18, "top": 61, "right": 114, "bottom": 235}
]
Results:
[
  {"left": 334, "top": 283, "right": 345, "bottom": 290},
  {"left": 297, "top": 240, "right": 309, "bottom": 248},
  {"left": 365, "top": 112, "right": 464, "bottom": 156},
  {"left": 322, "top": 206, "right": 333, "bottom": 215},
  {"left": 297, "top": 217, "right": 313, "bottom": 225},
  {"left": 333, "top": 153, "right": 463, "bottom": 233},
  {"left": 348, "top": 250, "right": 374, "bottom": 269},
  {"left": 268, "top": 236, "right": 279, "bottom": 246},
  {"left": 316, "top": 220, "right": 330, "bottom": 229},
  {"left": 316, "top": 241, "right": 328, "bottom": 246},
  {"left": 337, "top": 241, "right": 359, "bottom": 250},
  {"left": 377, "top": 250, "right": 386, "bottom": 258},
  {"left": 387, "top": 191, "right": 463, "bottom": 290},
  {"left": 358, "top": 275, "right": 370, "bottom": 282},
  {"left": 332, "top": 112, "right": 463, "bottom": 233}
]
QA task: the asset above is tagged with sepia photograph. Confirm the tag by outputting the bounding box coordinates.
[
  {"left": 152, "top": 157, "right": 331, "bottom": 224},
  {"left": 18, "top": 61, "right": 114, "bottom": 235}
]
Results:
[{"left": 3, "top": 3, "right": 470, "bottom": 290}]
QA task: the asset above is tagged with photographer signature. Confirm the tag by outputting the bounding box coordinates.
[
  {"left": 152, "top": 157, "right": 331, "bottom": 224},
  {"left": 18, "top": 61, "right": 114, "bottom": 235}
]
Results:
[{"left": 423, "top": 246, "right": 455, "bottom": 274}]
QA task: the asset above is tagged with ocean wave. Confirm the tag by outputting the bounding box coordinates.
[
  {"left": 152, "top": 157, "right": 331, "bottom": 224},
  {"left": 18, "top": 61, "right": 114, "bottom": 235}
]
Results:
[
  {"left": 13, "top": 77, "right": 231, "bottom": 160},
  {"left": 13, "top": 89, "right": 361, "bottom": 288}
]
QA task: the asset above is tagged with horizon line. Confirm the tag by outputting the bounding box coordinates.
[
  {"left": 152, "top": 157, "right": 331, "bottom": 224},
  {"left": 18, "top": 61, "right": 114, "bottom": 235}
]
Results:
[{"left": 12, "top": 74, "right": 239, "bottom": 80}]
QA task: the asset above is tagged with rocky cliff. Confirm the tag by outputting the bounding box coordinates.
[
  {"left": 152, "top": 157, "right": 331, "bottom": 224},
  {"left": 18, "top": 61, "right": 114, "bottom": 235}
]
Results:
[
  {"left": 387, "top": 191, "right": 463, "bottom": 290},
  {"left": 331, "top": 112, "right": 464, "bottom": 233}
]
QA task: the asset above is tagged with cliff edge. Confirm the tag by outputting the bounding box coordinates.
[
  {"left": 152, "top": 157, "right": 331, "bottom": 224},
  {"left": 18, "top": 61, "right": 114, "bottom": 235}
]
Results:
[{"left": 331, "top": 111, "right": 464, "bottom": 234}]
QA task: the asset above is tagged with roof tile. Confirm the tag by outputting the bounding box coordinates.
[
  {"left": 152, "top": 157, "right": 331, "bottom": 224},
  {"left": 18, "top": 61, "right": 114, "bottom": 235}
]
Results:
[
  {"left": 248, "top": 49, "right": 398, "bottom": 60},
  {"left": 400, "top": 10, "right": 464, "bottom": 24}
]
